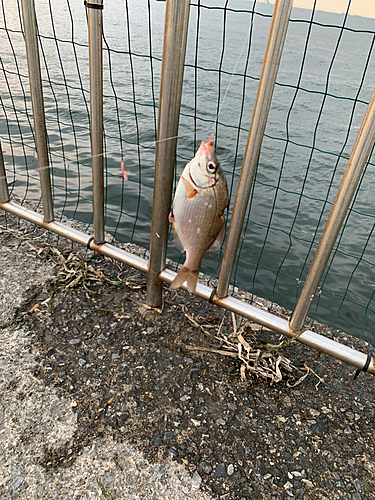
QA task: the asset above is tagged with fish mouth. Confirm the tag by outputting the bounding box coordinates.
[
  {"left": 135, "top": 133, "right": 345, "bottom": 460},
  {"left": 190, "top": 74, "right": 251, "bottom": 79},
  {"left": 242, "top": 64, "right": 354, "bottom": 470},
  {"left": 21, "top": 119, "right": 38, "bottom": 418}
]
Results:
[{"left": 188, "top": 168, "right": 198, "bottom": 187}]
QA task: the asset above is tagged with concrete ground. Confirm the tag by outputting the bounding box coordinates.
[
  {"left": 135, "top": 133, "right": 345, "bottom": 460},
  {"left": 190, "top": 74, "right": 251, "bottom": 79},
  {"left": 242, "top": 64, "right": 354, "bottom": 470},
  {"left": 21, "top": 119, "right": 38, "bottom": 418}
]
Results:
[
  {"left": 1, "top": 212, "right": 374, "bottom": 500},
  {"left": 0, "top": 221, "right": 210, "bottom": 500}
]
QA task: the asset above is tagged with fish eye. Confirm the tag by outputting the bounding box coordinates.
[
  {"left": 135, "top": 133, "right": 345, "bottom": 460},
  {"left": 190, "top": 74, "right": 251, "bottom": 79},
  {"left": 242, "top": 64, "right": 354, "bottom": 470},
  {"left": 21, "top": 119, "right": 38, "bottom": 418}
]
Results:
[{"left": 207, "top": 162, "right": 216, "bottom": 173}]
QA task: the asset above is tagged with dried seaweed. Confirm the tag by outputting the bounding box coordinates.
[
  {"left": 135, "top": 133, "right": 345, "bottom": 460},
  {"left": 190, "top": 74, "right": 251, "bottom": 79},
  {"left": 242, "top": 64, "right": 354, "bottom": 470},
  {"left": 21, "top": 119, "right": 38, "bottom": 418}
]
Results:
[{"left": 186, "top": 312, "right": 314, "bottom": 386}]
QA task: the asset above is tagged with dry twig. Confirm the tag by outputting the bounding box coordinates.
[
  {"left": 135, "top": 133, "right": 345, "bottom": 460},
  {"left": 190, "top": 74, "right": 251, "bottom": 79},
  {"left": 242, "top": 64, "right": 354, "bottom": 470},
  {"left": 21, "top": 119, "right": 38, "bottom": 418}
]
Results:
[{"left": 187, "top": 312, "right": 313, "bottom": 386}]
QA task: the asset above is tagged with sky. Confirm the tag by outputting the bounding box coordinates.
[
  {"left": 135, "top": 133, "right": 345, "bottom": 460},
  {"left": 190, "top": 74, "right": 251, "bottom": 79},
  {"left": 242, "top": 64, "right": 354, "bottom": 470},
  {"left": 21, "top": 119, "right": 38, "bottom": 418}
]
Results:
[{"left": 257, "top": 0, "right": 375, "bottom": 19}]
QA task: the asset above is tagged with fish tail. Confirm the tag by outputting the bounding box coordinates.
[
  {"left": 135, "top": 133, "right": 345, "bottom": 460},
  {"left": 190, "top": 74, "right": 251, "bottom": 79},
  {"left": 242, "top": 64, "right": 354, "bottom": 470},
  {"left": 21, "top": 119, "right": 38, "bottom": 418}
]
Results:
[{"left": 170, "top": 266, "right": 199, "bottom": 293}]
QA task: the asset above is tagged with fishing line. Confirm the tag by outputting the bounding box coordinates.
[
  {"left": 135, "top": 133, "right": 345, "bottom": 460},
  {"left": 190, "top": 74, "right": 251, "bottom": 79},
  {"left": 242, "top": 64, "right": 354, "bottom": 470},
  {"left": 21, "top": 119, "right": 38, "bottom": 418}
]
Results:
[
  {"left": 125, "top": 16, "right": 254, "bottom": 147},
  {"left": 149, "top": 17, "right": 253, "bottom": 146},
  {"left": 0, "top": 14, "right": 254, "bottom": 185},
  {"left": 213, "top": 18, "right": 253, "bottom": 129}
]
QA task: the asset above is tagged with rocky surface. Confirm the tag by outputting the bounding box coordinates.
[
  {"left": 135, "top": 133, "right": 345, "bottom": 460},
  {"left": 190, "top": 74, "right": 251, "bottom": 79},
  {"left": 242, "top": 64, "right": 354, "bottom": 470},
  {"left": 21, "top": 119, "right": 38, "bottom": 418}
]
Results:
[
  {"left": 0, "top": 217, "right": 210, "bottom": 500},
  {"left": 1, "top": 213, "right": 375, "bottom": 500}
]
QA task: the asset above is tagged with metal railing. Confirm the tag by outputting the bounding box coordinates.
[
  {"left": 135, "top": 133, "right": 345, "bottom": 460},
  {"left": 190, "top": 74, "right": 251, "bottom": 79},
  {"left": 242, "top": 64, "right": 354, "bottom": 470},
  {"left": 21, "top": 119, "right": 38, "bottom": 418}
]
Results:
[
  {"left": 0, "top": 0, "right": 375, "bottom": 378},
  {"left": 20, "top": 0, "right": 53, "bottom": 223},
  {"left": 146, "top": 0, "right": 190, "bottom": 307}
]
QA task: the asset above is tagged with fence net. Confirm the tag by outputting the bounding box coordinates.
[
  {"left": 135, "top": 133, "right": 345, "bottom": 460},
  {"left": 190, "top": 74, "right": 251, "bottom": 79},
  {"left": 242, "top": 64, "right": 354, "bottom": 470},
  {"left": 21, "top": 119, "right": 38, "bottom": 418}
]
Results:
[{"left": 1, "top": 0, "right": 375, "bottom": 405}]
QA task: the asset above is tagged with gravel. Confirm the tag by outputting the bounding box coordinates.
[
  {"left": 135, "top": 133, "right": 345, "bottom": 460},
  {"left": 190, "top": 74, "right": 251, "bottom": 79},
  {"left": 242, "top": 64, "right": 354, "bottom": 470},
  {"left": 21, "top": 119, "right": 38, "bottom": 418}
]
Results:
[
  {"left": 0, "top": 219, "right": 210, "bottom": 500},
  {"left": 1, "top": 213, "right": 375, "bottom": 499}
]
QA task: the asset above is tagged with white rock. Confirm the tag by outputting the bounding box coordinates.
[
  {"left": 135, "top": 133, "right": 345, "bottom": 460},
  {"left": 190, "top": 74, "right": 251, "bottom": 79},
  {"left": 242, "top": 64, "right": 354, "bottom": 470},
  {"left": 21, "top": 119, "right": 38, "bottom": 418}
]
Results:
[
  {"left": 309, "top": 409, "right": 320, "bottom": 417},
  {"left": 302, "top": 479, "right": 314, "bottom": 488},
  {"left": 11, "top": 477, "right": 24, "bottom": 490},
  {"left": 192, "top": 470, "right": 202, "bottom": 489}
]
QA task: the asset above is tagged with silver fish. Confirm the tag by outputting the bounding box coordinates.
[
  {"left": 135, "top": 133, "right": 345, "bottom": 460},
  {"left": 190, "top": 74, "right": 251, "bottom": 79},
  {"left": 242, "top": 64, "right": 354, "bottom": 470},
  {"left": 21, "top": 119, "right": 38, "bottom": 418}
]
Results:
[{"left": 169, "top": 134, "right": 228, "bottom": 292}]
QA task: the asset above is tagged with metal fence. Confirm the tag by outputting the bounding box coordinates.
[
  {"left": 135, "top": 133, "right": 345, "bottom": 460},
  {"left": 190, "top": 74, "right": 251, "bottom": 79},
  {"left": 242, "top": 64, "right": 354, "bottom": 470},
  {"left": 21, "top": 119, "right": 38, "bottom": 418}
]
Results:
[{"left": 1, "top": 0, "right": 375, "bottom": 386}]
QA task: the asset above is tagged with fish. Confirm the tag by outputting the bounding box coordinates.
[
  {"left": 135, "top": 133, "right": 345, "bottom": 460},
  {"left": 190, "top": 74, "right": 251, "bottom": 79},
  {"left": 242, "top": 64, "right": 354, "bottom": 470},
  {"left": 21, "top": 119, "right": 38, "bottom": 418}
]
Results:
[{"left": 169, "top": 134, "right": 228, "bottom": 292}]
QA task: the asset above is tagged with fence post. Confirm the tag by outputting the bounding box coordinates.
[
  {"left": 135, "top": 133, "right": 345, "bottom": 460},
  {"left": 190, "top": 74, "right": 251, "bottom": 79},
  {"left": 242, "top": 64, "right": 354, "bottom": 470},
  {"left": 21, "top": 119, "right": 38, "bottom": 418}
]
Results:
[
  {"left": 290, "top": 88, "right": 375, "bottom": 333},
  {"left": 20, "top": 0, "right": 54, "bottom": 223},
  {"left": 146, "top": 0, "right": 190, "bottom": 308},
  {"left": 86, "top": 0, "right": 105, "bottom": 244},
  {"left": 0, "top": 141, "right": 10, "bottom": 203},
  {"left": 216, "top": 0, "right": 293, "bottom": 299}
]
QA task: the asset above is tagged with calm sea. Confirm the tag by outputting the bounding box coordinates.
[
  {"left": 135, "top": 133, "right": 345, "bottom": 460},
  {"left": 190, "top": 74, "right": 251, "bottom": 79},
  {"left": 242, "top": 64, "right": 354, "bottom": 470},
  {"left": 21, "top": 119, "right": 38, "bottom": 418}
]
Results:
[{"left": 1, "top": 0, "right": 375, "bottom": 343}]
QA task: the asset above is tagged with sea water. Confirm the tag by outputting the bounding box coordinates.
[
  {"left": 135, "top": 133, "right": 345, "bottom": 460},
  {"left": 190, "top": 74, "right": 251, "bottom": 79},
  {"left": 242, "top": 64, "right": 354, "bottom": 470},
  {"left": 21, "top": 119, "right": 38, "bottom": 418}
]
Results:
[{"left": 1, "top": 0, "right": 375, "bottom": 343}]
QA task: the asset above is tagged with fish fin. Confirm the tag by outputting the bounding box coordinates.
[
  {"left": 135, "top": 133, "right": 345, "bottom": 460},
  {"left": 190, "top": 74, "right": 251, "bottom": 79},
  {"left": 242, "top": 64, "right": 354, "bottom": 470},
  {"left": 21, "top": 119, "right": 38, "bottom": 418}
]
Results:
[
  {"left": 207, "top": 219, "right": 225, "bottom": 252},
  {"left": 180, "top": 175, "right": 197, "bottom": 198},
  {"left": 172, "top": 231, "right": 184, "bottom": 251},
  {"left": 169, "top": 222, "right": 184, "bottom": 251},
  {"left": 170, "top": 266, "right": 199, "bottom": 293},
  {"left": 168, "top": 211, "right": 175, "bottom": 223}
]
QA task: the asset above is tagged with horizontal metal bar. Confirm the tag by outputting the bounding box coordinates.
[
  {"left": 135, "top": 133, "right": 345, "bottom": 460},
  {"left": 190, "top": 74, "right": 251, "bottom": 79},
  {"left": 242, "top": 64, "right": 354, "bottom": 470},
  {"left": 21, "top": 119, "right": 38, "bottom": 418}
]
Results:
[{"left": 1, "top": 199, "right": 374, "bottom": 377}]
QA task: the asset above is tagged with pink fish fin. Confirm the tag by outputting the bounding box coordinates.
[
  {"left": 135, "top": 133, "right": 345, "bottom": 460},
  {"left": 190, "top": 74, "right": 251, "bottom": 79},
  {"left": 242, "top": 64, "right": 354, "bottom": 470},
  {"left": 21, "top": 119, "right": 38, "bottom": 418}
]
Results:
[
  {"left": 207, "top": 219, "right": 225, "bottom": 252},
  {"left": 170, "top": 266, "right": 199, "bottom": 293},
  {"left": 121, "top": 161, "right": 128, "bottom": 181},
  {"left": 208, "top": 133, "right": 214, "bottom": 143},
  {"left": 180, "top": 175, "right": 197, "bottom": 199}
]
